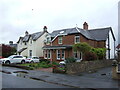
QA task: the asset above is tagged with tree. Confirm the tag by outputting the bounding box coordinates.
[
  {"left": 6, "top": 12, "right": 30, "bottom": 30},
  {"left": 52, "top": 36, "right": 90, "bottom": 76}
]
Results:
[
  {"left": 73, "top": 42, "right": 91, "bottom": 53},
  {"left": 90, "top": 48, "right": 106, "bottom": 60},
  {"left": 2, "top": 44, "right": 17, "bottom": 58},
  {"left": 73, "top": 42, "right": 91, "bottom": 60}
]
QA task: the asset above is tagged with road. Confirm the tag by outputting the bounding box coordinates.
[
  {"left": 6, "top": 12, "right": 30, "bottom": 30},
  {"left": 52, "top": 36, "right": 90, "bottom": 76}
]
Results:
[{"left": 1, "top": 66, "right": 70, "bottom": 88}]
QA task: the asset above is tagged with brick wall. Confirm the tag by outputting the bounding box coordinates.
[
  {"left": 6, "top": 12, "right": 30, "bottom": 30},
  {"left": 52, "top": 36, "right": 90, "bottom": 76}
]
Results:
[
  {"left": 66, "top": 60, "right": 112, "bottom": 74},
  {"left": 52, "top": 34, "right": 105, "bottom": 48}
]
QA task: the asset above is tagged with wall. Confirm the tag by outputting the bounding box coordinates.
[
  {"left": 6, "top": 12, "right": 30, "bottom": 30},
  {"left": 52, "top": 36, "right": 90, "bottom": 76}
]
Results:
[
  {"left": 66, "top": 60, "right": 112, "bottom": 74},
  {"left": 52, "top": 34, "right": 105, "bottom": 48}
]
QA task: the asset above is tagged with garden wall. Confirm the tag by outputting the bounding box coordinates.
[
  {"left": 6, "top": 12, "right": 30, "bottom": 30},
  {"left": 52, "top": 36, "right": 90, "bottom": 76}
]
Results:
[{"left": 66, "top": 60, "right": 112, "bottom": 74}]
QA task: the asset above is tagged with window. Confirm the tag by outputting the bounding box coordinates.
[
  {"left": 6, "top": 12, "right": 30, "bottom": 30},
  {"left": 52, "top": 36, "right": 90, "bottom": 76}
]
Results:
[
  {"left": 48, "top": 50, "right": 51, "bottom": 59},
  {"left": 44, "top": 50, "right": 47, "bottom": 59},
  {"left": 75, "top": 36, "right": 80, "bottom": 44},
  {"left": 62, "top": 50, "right": 65, "bottom": 59},
  {"left": 29, "top": 50, "right": 32, "bottom": 57},
  {"left": 74, "top": 51, "right": 78, "bottom": 59},
  {"left": 58, "top": 36, "right": 62, "bottom": 44},
  {"left": 44, "top": 50, "right": 51, "bottom": 59},
  {"left": 74, "top": 51, "right": 82, "bottom": 60},
  {"left": 57, "top": 50, "right": 61, "bottom": 60}
]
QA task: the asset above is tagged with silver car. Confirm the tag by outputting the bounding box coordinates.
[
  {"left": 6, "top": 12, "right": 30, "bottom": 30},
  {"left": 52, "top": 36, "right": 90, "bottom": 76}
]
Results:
[{"left": 25, "top": 56, "right": 40, "bottom": 63}]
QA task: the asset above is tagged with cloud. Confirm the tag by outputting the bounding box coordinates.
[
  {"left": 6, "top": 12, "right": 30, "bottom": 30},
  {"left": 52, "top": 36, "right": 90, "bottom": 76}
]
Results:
[{"left": 0, "top": 0, "right": 119, "bottom": 44}]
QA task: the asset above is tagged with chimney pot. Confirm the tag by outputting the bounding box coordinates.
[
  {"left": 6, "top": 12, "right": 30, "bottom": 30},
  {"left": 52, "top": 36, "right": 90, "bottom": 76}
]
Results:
[{"left": 43, "top": 26, "right": 47, "bottom": 32}]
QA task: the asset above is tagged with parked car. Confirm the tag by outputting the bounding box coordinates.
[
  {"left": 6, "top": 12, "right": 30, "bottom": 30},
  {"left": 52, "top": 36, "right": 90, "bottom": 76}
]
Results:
[
  {"left": 25, "top": 56, "right": 40, "bottom": 63},
  {"left": 0, "top": 55, "right": 26, "bottom": 64},
  {"left": 59, "top": 60, "right": 66, "bottom": 65},
  {"left": 0, "top": 56, "right": 4, "bottom": 59}
]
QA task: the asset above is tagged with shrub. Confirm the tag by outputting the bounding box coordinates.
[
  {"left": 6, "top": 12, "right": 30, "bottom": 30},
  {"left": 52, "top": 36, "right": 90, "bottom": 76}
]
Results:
[
  {"left": 84, "top": 52, "right": 97, "bottom": 61},
  {"left": 40, "top": 59, "right": 50, "bottom": 64},
  {"left": 73, "top": 42, "right": 91, "bottom": 53},
  {"left": 66, "top": 57, "right": 76, "bottom": 63},
  {"left": 91, "top": 48, "right": 106, "bottom": 60},
  {"left": 52, "top": 62, "right": 59, "bottom": 66}
]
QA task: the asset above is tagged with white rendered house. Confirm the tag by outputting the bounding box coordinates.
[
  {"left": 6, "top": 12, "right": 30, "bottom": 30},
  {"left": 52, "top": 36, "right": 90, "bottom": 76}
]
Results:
[{"left": 17, "top": 26, "right": 48, "bottom": 58}]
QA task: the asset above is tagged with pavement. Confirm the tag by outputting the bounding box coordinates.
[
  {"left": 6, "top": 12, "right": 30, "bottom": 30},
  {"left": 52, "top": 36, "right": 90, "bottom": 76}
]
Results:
[{"left": 1, "top": 66, "right": 120, "bottom": 88}]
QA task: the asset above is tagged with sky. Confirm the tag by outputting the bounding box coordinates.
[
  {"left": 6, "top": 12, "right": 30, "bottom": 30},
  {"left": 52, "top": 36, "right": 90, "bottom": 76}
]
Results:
[{"left": 0, "top": 0, "right": 119, "bottom": 45}]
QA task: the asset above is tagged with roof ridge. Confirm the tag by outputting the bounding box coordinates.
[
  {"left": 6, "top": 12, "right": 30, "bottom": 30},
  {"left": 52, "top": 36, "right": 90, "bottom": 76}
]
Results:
[
  {"left": 89, "top": 27, "right": 111, "bottom": 31},
  {"left": 52, "top": 27, "right": 76, "bottom": 32}
]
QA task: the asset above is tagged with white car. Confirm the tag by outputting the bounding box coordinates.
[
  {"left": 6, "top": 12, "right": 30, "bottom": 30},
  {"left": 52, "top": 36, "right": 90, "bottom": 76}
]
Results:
[
  {"left": 25, "top": 56, "right": 40, "bottom": 63},
  {"left": 59, "top": 61, "right": 66, "bottom": 65},
  {"left": 0, "top": 55, "right": 26, "bottom": 64}
]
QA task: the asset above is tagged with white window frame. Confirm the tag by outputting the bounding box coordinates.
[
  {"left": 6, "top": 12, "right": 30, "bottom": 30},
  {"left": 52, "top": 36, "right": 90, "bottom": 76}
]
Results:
[
  {"left": 44, "top": 50, "right": 47, "bottom": 59},
  {"left": 74, "top": 51, "right": 82, "bottom": 60},
  {"left": 44, "top": 50, "right": 51, "bottom": 59},
  {"left": 47, "top": 50, "right": 51, "bottom": 59},
  {"left": 75, "top": 36, "right": 80, "bottom": 44},
  {"left": 62, "top": 50, "right": 65, "bottom": 60},
  {"left": 29, "top": 50, "right": 32, "bottom": 57},
  {"left": 58, "top": 36, "right": 63, "bottom": 44},
  {"left": 57, "top": 50, "right": 61, "bottom": 60}
]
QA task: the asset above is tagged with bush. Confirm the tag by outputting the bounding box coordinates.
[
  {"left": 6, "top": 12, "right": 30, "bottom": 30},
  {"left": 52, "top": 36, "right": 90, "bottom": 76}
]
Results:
[
  {"left": 40, "top": 59, "right": 50, "bottom": 64},
  {"left": 91, "top": 48, "right": 106, "bottom": 60},
  {"left": 84, "top": 52, "right": 97, "bottom": 61},
  {"left": 66, "top": 57, "right": 76, "bottom": 63}
]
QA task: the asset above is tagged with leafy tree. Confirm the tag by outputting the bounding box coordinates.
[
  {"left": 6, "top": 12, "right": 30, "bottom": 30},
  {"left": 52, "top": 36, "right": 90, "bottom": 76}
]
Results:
[
  {"left": 73, "top": 42, "right": 91, "bottom": 53},
  {"left": 90, "top": 48, "right": 106, "bottom": 60},
  {"left": 2, "top": 44, "right": 17, "bottom": 58},
  {"left": 73, "top": 42, "right": 91, "bottom": 60}
]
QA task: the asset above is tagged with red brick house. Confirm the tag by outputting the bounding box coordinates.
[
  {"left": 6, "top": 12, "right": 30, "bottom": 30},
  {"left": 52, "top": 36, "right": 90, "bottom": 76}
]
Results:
[{"left": 43, "top": 22, "right": 116, "bottom": 63}]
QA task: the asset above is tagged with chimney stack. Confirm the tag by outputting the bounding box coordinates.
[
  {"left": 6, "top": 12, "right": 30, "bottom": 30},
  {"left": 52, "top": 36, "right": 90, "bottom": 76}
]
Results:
[
  {"left": 43, "top": 26, "right": 47, "bottom": 32},
  {"left": 83, "top": 22, "right": 88, "bottom": 30},
  {"left": 9, "top": 41, "right": 13, "bottom": 45},
  {"left": 25, "top": 31, "right": 29, "bottom": 36}
]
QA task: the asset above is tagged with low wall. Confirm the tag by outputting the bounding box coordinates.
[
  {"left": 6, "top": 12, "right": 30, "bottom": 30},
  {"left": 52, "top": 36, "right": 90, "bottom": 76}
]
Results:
[{"left": 66, "top": 60, "right": 112, "bottom": 74}]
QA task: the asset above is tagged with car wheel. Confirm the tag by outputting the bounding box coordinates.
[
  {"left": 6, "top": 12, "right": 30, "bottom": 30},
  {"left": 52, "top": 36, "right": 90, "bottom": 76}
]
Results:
[
  {"left": 5, "top": 61, "right": 10, "bottom": 64},
  {"left": 21, "top": 60, "right": 25, "bottom": 64},
  {"left": 31, "top": 61, "right": 34, "bottom": 63}
]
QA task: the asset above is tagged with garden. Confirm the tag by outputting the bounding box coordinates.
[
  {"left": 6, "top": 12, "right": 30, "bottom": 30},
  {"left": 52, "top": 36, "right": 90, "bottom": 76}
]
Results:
[{"left": 19, "top": 60, "right": 66, "bottom": 73}]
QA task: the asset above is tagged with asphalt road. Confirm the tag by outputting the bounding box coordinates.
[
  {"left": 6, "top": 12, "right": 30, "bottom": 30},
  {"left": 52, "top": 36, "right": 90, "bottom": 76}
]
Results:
[{"left": 2, "top": 72, "right": 70, "bottom": 88}]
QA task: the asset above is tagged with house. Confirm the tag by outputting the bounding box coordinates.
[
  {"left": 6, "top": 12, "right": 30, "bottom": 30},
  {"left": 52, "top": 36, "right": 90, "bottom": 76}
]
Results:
[
  {"left": 17, "top": 26, "right": 48, "bottom": 58},
  {"left": 116, "top": 44, "right": 120, "bottom": 61},
  {"left": 43, "top": 22, "right": 116, "bottom": 63},
  {"left": 0, "top": 44, "right": 2, "bottom": 57}
]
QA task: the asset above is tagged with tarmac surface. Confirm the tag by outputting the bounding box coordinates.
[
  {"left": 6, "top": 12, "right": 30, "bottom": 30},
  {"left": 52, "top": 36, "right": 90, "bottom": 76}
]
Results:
[{"left": 1, "top": 66, "right": 120, "bottom": 88}]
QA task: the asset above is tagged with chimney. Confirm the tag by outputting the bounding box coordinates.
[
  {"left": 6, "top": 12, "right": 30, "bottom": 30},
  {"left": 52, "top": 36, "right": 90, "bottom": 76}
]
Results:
[
  {"left": 9, "top": 41, "right": 13, "bottom": 45},
  {"left": 25, "top": 31, "right": 29, "bottom": 36},
  {"left": 83, "top": 22, "right": 88, "bottom": 30},
  {"left": 43, "top": 26, "right": 47, "bottom": 32}
]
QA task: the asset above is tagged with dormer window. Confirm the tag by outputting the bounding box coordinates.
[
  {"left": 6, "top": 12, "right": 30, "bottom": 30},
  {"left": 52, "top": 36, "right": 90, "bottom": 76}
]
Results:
[
  {"left": 58, "top": 36, "right": 62, "bottom": 44},
  {"left": 75, "top": 35, "right": 80, "bottom": 44}
]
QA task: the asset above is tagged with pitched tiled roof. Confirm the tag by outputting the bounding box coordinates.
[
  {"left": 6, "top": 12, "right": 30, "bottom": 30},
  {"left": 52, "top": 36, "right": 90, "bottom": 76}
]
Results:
[
  {"left": 117, "top": 44, "right": 120, "bottom": 49},
  {"left": 31, "top": 32, "right": 44, "bottom": 41},
  {"left": 50, "top": 27, "right": 115, "bottom": 41},
  {"left": 17, "top": 31, "right": 44, "bottom": 43}
]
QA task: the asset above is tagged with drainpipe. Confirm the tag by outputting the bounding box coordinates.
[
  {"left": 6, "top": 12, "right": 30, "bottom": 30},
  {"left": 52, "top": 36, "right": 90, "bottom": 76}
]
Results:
[
  {"left": 114, "top": 41, "right": 116, "bottom": 59},
  {"left": 108, "top": 34, "right": 110, "bottom": 59}
]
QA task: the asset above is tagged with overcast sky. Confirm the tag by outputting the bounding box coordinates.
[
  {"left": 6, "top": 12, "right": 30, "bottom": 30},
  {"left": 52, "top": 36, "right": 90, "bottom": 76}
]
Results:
[{"left": 0, "top": 0, "right": 119, "bottom": 45}]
